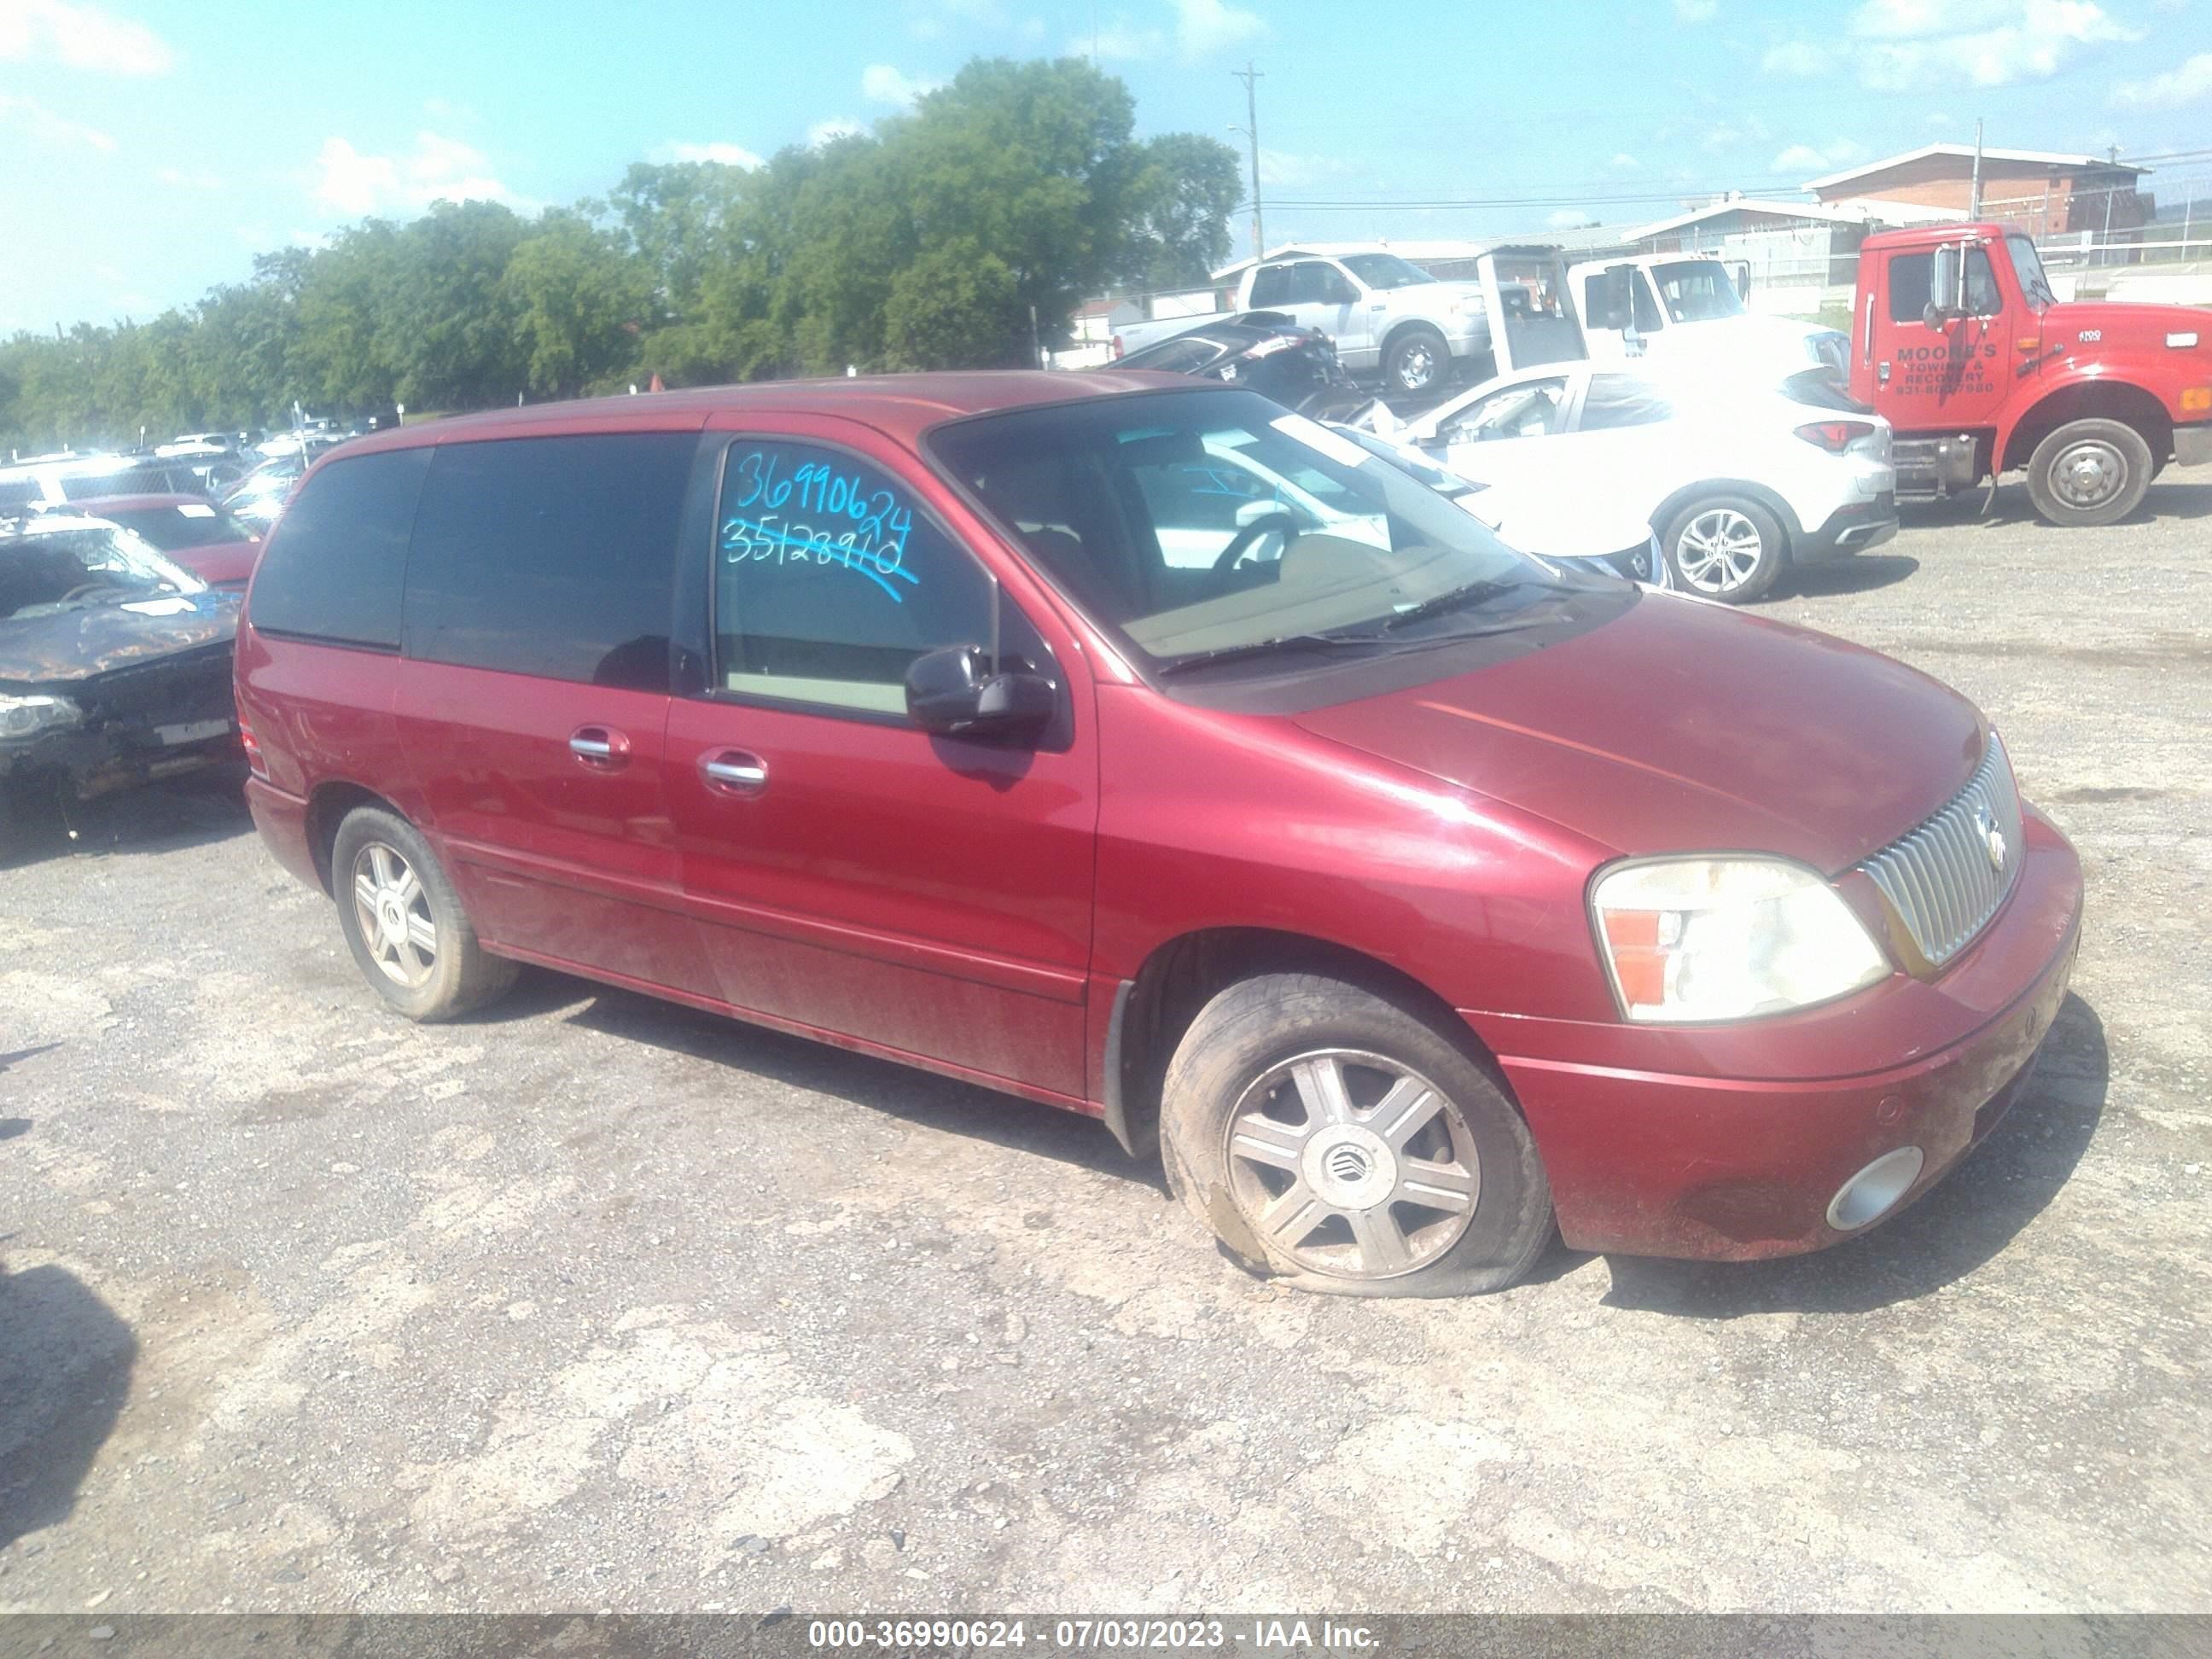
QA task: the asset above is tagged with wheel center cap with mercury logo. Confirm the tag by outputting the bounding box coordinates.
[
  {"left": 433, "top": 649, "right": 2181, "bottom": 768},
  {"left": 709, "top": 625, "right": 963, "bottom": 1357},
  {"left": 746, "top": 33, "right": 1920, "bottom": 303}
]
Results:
[{"left": 1301, "top": 1124, "right": 1398, "bottom": 1209}]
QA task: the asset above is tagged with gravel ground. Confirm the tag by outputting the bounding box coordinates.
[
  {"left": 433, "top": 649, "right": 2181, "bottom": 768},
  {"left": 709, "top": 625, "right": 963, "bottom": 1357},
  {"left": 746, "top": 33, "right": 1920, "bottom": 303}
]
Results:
[{"left": 2, "top": 469, "right": 2207, "bottom": 1618}]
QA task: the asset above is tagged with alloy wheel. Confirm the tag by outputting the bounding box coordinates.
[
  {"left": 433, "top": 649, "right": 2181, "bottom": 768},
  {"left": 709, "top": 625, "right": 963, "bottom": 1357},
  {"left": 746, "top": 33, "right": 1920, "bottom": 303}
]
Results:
[
  {"left": 1220, "top": 1048, "right": 1480, "bottom": 1281},
  {"left": 1674, "top": 507, "right": 1767, "bottom": 595},
  {"left": 1396, "top": 341, "right": 1439, "bottom": 392},
  {"left": 351, "top": 841, "right": 438, "bottom": 989}
]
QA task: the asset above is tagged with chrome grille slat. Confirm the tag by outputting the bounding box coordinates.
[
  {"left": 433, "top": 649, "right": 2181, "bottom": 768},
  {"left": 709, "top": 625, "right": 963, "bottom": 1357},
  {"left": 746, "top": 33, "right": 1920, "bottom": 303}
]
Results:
[{"left": 1858, "top": 736, "right": 2023, "bottom": 969}]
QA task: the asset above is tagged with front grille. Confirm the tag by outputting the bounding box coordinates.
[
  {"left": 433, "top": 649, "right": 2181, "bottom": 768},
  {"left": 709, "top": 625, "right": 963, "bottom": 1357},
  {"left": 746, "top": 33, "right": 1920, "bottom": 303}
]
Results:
[{"left": 1857, "top": 736, "right": 2023, "bottom": 969}]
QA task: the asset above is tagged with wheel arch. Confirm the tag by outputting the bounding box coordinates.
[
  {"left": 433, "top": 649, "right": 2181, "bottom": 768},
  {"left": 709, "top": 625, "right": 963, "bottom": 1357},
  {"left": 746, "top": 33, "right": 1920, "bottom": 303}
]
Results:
[
  {"left": 1100, "top": 926, "right": 1493, "bottom": 1161},
  {"left": 1999, "top": 378, "right": 2173, "bottom": 472},
  {"left": 305, "top": 779, "right": 404, "bottom": 896},
  {"left": 1378, "top": 317, "right": 1452, "bottom": 372},
  {"left": 1650, "top": 479, "right": 1805, "bottom": 553}
]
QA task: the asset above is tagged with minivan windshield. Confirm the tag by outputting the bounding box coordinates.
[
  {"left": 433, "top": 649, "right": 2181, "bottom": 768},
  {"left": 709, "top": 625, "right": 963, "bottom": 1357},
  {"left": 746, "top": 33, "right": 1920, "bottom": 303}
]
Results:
[{"left": 929, "top": 388, "right": 1563, "bottom": 672}]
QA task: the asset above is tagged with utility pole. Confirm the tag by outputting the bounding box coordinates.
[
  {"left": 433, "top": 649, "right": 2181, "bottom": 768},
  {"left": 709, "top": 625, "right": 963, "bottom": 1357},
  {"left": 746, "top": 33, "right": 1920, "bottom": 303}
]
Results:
[
  {"left": 1969, "top": 118, "right": 1983, "bottom": 218},
  {"left": 1231, "top": 61, "right": 1265, "bottom": 260}
]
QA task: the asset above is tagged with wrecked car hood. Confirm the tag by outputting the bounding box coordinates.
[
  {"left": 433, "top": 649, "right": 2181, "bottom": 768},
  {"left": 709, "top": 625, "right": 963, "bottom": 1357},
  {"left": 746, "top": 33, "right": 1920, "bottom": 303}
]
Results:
[{"left": 0, "top": 590, "right": 240, "bottom": 684}]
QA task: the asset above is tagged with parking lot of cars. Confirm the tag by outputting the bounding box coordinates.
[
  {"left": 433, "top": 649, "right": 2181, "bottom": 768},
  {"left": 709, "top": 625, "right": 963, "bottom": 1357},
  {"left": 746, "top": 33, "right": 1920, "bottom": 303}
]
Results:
[{"left": 2, "top": 468, "right": 2206, "bottom": 1613}]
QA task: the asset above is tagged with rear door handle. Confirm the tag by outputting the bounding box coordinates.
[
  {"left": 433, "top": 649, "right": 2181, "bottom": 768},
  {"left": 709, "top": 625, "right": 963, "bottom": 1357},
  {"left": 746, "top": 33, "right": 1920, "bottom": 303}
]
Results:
[
  {"left": 568, "top": 725, "right": 631, "bottom": 767},
  {"left": 701, "top": 748, "right": 768, "bottom": 795}
]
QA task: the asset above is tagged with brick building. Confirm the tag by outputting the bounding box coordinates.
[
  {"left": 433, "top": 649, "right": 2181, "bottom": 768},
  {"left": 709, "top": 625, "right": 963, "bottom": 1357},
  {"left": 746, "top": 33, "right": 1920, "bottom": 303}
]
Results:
[{"left": 1802, "top": 143, "right": 2153, "bottom": 241}]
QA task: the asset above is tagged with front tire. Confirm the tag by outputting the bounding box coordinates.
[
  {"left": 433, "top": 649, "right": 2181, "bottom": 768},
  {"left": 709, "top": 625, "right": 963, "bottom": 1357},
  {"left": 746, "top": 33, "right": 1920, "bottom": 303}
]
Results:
[
  {"left": 330, "top": 806, "right": 517, "bottom": 1022},
  {"left": 1662, "top": 495, "right": 1784, "bottom": 603},
  {"left": 1382, "top": 326, "right": 1451, "bottom": 398},
  {"left": 1159, "top": 974, "right": 1553, "bottom": 1297},
  {"left": 2026, "top": 418, "right": 2152, "bottom": 527}
]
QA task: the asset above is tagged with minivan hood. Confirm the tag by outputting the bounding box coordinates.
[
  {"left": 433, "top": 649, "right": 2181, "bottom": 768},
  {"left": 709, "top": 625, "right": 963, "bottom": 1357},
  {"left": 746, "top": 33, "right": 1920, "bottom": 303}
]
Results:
[{"left": 1294, "top": 591, "right": 1984, "bottom": 873}]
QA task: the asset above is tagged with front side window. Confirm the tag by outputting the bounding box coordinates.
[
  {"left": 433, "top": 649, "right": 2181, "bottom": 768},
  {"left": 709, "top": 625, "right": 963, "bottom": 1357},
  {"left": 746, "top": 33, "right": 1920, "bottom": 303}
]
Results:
[
  {"left": 932, "top": 389, "right": 1557, "bottom": 672},
  {"left": 1438, "top": 377, "right": 1569, "bottom": 443},
  {"left": 1887, "top": 247, "right": 2001, "bottom": 322},
  {"left": 714, "top": 441, "right": 1016, "bottom": 714},
  {"left": 404, "top": 433, "right": 695, "bottom": 690}
]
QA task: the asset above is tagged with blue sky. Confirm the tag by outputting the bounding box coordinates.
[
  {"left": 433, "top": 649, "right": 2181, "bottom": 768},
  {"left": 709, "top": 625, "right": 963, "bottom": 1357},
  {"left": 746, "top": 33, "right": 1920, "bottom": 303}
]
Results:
[{"left": 3, "top": 0, "right": 2209, "bottom": 333}]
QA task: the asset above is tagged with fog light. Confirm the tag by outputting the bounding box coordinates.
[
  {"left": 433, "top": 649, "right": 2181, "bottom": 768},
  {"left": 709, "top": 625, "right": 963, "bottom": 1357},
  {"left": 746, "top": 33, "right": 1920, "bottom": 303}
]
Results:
[{"left": 1826, "top": 1146, "right": 1925, "bottom": 1231}]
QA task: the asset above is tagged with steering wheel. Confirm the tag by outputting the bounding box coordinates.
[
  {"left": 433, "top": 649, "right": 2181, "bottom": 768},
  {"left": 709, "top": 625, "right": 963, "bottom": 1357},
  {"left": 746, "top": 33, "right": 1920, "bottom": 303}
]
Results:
[{"left": 1213, "top": 512, "right": 1303, "bottom": 574}]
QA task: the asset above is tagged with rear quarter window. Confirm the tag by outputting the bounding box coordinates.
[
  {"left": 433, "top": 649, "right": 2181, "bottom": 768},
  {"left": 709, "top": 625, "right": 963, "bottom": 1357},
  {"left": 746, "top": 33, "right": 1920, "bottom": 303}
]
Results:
[{"left": 247, "top": 448, "right": 429, "bottom": 649}]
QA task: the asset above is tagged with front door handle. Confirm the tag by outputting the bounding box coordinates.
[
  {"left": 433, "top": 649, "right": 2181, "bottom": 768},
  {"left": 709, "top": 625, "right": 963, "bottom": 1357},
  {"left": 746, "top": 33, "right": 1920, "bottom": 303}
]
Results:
[
  {"left": 568, "top": 726, "right": 631, "bottom": 767},
  {"left": 701, "top": 748, "right": 768, "bottom": 795}
]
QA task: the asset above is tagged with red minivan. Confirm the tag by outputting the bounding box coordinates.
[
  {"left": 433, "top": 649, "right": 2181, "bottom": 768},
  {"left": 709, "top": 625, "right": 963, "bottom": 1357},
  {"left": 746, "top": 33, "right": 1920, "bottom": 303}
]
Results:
[{"left": 236, "top": 373, "right": 2082, "bottom": 1296}]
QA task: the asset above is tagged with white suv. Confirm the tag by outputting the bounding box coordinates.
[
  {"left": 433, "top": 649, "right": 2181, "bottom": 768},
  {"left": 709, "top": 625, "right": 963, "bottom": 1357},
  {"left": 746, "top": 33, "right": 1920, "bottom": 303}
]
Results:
[{"left": 1377, "top": 364, "right": 1897, "bottom": 603}]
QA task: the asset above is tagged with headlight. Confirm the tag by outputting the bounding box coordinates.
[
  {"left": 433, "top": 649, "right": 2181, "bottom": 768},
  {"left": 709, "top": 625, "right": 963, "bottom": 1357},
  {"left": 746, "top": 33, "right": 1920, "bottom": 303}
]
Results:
[
  {"left": 1590, "top": 857, "right": 1889, "bottom": 1023},
  {"left": 1451, "top": 294, "right": 1485, "bottom": 317},
  {"left": 0, "top": 692, "right": 83, "bottom": 741}
]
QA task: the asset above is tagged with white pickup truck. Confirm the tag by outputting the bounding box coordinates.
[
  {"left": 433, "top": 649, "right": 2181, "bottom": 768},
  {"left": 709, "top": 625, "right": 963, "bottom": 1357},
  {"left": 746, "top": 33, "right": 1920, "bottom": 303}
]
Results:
[
  {"left": 1112, "top": 246, "right": 1493, "bottom": 396},
  {"left": 1568, "top": 254, "right": 1846, "bottom": 375}
]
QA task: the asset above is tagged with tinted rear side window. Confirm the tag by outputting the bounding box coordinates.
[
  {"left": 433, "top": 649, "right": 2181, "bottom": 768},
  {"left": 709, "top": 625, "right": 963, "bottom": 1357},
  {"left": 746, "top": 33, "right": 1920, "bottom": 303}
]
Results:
[
  {"left": 404, "top": 433, "right": 696, "bottom": 690},
  {"left": 247, "top": 447, "right": 429, "bottom": 648}
]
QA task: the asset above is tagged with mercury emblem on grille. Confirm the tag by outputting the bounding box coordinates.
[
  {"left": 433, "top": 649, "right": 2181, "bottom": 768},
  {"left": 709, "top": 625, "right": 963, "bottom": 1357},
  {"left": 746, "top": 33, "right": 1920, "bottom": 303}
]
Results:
[{"left": 1973, "top": 804, "right": 2007, "bottom": 872}]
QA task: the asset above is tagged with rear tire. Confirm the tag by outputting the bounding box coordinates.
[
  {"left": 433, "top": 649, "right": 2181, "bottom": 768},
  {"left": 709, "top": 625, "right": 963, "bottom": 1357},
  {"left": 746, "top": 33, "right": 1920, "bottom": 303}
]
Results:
[
  {"left": 330, "top": 806, "right": 516, "bottom": 1022},
  {"left": 1662, "top": 494, "right": 1784, "bottom": 603},
  {"left": 1158, "top": 973, "right": 1553, "bottom": 1297},
  {"left": 1382, "top": 326, "right": 1452, "bottom": 398},
  {"left": 2025, "top": 418, "right": 2152, "bottom": 527}
]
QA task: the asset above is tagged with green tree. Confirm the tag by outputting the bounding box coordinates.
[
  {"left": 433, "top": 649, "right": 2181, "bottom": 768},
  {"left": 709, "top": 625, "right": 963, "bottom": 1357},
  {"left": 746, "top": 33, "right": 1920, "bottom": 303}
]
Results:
[
  {"left": 883, "top": 239, "right": 1021, "bottom": 370},
  {"left": 504, "top": 212, "right": 652, "bottom": 398},
  {"left": 1120, "top": 132, "right": 1244, "bottom": 288}
]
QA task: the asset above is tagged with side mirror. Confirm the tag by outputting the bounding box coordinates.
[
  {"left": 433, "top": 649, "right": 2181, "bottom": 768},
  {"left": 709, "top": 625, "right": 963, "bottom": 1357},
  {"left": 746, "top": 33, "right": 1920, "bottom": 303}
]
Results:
[
  {"left": 1735, "top": 266, "right": 1752, "bottom": 303},
  {"left": 1594, "top": 266, "right": 1634, "bottom": 331},
  {"left": 1927, "top": 244, "right": 1961, "bottom": 329},
  {"left": 905, "top": 645, "right": 1054, "bottom": 743}
]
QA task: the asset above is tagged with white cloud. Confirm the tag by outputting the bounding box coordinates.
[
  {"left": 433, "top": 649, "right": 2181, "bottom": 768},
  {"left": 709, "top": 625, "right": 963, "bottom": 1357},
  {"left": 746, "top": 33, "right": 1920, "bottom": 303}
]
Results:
[
  {"left": 1674, "top": 0, "right": 1718, "bottom": 20},
  {"left": 310, "top": 131, "right": 532, "bottom": 218},
  {"left": 1173, "top": 0, "right": 1266, "bottom": 55},
  {"left": 660, "top": 140, "right": 763, "bottom": 166},
  {"left": 1255, "top": 147, "right": 1352, "bottom": 188},
  {"left": 1770, "top": 0, "right": 2139, "bottom": 90},
  {"left": 156, "top": 163, "right": 223, "bottom": 189},
  {"left": 1761, "top": 39, "right": 1831, "bottom": 74},
  {"left": 808, "top": 117, "right": 866, "bottom": 147},
  {"left": 0, "top": 0, "right": 172, "bottom": 73},
  {"left": 861, "top": 63, "right": 941, "bottom": 106},
  {"left": 1773, "top": 139, "right": 1869, "bottom": 173},
  {"left": 2115, "top": 49, "right": 2212, "bottom": 106},
  {"left": 0, "top": 90, "right": 115, "bottom": 150},
  {"left": 1607, "top": 151, "right": 1642, "bottom": 171},
  {"left": 1079, "top": 13, "right": 1167, "bottom": 57},
  {"left": 1547, "top": 208, "right": 1599, "bottom": 228}
]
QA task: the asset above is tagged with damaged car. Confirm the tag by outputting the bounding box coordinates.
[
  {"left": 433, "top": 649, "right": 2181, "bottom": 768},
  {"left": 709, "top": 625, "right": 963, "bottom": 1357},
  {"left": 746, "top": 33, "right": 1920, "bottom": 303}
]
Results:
[{"left": 0, "top": 513, "right": 242, "bottom": 847}]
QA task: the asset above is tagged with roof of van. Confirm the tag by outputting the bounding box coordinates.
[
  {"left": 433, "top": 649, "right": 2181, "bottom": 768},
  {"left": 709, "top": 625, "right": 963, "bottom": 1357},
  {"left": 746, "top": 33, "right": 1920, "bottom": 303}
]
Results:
[{"left": 336, "top": 370, "right": 1196, "bottom": 457}]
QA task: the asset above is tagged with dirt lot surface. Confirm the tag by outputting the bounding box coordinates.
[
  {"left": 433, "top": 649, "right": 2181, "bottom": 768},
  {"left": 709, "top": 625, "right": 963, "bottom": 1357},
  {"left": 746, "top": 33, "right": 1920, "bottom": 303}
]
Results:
[{"left": 2, "top": 471, "right": 2207, "bottom": 1618}]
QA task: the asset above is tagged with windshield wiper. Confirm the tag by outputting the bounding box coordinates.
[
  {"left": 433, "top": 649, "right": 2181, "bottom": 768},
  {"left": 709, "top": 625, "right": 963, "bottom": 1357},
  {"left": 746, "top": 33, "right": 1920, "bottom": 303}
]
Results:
[
  {"left": 1371, "top": 577, "right": 1537, "bottom": 633},
  {"left": 1155, "top": 632, "right": 1393, "bottom": 677}
]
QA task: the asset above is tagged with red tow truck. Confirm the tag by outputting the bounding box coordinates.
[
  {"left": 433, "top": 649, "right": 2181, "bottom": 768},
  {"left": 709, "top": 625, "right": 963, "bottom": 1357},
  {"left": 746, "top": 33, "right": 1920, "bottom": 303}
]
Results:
[{"left": 1850, "top": 220, "right": 2212, "bottom": 524}]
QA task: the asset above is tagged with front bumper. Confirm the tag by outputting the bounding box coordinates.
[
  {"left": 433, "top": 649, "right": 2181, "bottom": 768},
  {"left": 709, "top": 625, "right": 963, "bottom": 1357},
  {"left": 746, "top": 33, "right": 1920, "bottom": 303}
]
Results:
[
  {"left": 1474, "top": 806, "right": 2084, "bottom": 1260},
  {"left": 0, "top": 712, "right": 238, "bottom": 800},
  {"left": 2174, "top": 421, "right": 2212, "bottom": 469},
  {"left": 1795, "top": 492, "right": 1900, "bottom": 564}
]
